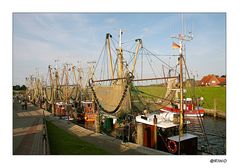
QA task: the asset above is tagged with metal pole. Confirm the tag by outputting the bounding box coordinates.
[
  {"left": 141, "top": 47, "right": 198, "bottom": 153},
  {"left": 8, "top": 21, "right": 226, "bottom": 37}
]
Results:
[{"left": 179, "top": 41, "right": 184, "bottom": 137}]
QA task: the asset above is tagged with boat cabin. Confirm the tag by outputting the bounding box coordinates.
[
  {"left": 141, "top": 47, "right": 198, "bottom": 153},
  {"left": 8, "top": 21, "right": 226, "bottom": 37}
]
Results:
[
  {"left": 81, "top": 101, "right": 97, "bottom": 122},
  {"left": 55, "top": 102, "right": 66, "bottom": 116},
  {"left": 136, "top": 112, "right": 198, "bottom": 154}
]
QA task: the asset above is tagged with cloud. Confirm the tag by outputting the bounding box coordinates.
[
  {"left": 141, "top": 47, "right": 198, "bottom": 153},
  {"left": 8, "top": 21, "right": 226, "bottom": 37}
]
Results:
[
  {"left": 13, "top": 13, "right": 226, "bottom": 84},
  {"left": 104, "top": 17, "right": 117, "bottom": 24}
]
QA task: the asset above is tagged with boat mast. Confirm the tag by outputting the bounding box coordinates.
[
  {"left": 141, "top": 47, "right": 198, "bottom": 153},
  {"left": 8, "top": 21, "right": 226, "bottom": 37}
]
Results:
[
  {"left": 132, "top": 39, "right": 142, "bottom": 75},
  {"left": 106, "top": 33, "right": 114, "bottom": 80},
  {"left": 65, "top": 63, "right": 70, "bottom": 104},
  {"left": 48, "top": 64, "right": 55, "bottom": 115},
  {"left": 117, "top": 29, "right": 123, "bottom": 84},
  {"left": 172, "top": 24, "right": 193, "bottom": 137},
  {"left": 54, "top": 59, "right": 59, "bottom": 101},
  {"left": 179, "top": 40, "right": 184, "bottom": 136}
]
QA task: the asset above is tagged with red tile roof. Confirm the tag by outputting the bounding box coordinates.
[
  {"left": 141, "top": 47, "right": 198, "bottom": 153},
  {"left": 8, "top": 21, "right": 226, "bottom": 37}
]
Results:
[
  {"left": 217, "top": 77, "right": 226, "bottom": 84},
  {"left": 200, "top": 75, "right": 214, "bottom": 85},
  {"left": 200, "top": 74, "right": 225, "bottom": 86}
]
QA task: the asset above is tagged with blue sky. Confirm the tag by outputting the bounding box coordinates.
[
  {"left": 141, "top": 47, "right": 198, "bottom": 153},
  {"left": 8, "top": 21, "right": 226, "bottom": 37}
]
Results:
[{"left": 13, "top": 13, "right": 226, "bottom": 85}]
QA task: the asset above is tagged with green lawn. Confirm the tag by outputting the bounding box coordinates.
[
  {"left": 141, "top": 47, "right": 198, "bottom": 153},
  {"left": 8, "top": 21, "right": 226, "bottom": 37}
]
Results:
[
  {"left": 134, "top": 85, "right": 226, "bottom": 113},
  {"left": 46, "top": 121, "right": 110, "bottom": 155},
  {"left": 194, "top": 86, "right": 226, "bottom": 112}
]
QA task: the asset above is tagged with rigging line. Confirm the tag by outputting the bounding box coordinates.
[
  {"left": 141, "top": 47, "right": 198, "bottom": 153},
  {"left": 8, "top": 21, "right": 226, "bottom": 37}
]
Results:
[
  {"left": 131, "top": 85, "right": 175, "bottom": 109},
  {"left": 144, "top": 49, "right": 157, "bottom": 78},
  {"left": 111, "top": 36, "right": 118, "bottom": 45},
  {"left": 110, "top": 39, "right": 118, "bottom": 73},
  {"left": 141, "top": 48, "right": 143, "bottom": 79},
  {"left": 143, "top": 47, "right": 175, "bottom": 69},
  {"left": 131, "top": 84, "right": 147, "bottom": 104},
  {"left": 111, "top": 37, "right": 118, "bottom": 52},
  {"left": 127, "top": 44, "right": 138, "bottom": 65},
  {"left": 111, "top": 46, "right": 118, "bottom": 56},
  {"left": 123, "top": 49, "right": 179, "bottom": 57},
  {"left": 160, "top": 55, "right": 180, "bottom": 75},
  {"left": 150, "top": 51, "right": 165, "bottom": 79},
  {"left": 121, "top": 39, "right": 135, "bottom": 44},
  {"left": 99, "top": 48, "right": 104, "bottom": 80},
  {"left": 45, "top": 69, "right": 50, "bottom": 87},
  {"left": 111, "top": 55, "right": 118, "bottom": 83},
  {"left": 127, "top": 52, "right": 136, "bottom": 65},
  {"left": 147, "top": 53, "right": 179, "bottom": 57},
  {"left": 123, "top": 49, "right": 136, "bottom": 54},
  {"left": 162, "top": 65, "right": 167, "bottom": 86},
  {"left": 182, "top": 56, "right": 194, "bottom": 97},
  {"left": 128, "top": 41, "right": 137, "bottom": 53},
  {"left": 102, "top": 46, "right": 106, "bottom": 80},
  {"left": 106, "top": 46, "right": 109, "bottom": 80},
  {"left": 93, "top": 41, "right": 106, "bottom": 75},
  {"left": 127, "top": 50, "right": 136, "bottom": 65},
  {"left": 59, "top": 69, "right": 64, "bottom": 86},
  {"left": 68, "top": 73, "right": 75, "bottom": 85},
  {"left": 174, "top": 64, "right": 178, "bottom": 77}
]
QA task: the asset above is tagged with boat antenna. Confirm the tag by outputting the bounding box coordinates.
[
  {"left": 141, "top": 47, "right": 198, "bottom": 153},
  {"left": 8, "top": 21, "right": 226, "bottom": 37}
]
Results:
[
  {"left": 54, "top": 59, "right": 59, "bottom": 70},
  {"left": 171, "top": 14, "right": 193, "bottom": 154}
]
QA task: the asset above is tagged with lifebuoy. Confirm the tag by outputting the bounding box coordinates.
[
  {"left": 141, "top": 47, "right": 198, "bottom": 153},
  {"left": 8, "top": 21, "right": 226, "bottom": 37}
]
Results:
[{"left": 167, "top": 140, "right": 177, "bottom": 154}]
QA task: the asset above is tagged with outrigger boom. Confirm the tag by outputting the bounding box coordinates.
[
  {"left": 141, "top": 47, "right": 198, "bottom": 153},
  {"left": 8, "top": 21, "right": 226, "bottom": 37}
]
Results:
[{"left": 92, "top": 76, "right": 178, "bottom": 83}]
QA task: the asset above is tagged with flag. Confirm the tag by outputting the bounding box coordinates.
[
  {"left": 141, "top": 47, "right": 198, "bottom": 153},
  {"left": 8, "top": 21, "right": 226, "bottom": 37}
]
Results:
[{"left": 172, "top": 42, "right": 180, "bottom": 49}]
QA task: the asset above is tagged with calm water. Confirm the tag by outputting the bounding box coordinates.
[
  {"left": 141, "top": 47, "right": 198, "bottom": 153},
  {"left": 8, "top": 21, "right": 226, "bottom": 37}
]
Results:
[{"left": 186, "top": 116, "right": 226, "bottom": 155}]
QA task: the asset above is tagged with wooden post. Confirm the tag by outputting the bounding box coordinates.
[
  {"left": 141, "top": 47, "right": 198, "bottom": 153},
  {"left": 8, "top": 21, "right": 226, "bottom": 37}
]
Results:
[
  {"left": 136, "top": 123, "right": 144, "bottom": 145},
  {"left": 95, "top": 113, "right": 100, "bottom": 133},
  {"left": 214, "top": 99, "right": 217, "bottom": 118},
  {"left": 153, "top": 115, "right": 158, "bottom": 149}
]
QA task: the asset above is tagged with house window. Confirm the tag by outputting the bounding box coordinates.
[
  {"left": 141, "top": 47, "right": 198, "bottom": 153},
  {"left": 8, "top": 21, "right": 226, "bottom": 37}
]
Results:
[{"left": 212, "top": 80, "right": 215, "bottom": 83}]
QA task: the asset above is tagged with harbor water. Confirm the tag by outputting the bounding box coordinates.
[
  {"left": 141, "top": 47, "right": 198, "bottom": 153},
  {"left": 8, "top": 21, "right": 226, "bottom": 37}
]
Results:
[{"left": 186, "top": 115, "right": 226, "bottom": 155}]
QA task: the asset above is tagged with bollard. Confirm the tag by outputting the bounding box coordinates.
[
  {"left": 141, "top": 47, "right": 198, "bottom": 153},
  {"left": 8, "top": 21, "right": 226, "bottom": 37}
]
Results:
[{"left": 136, "top": 123, "right": 144, "bottom": 145}]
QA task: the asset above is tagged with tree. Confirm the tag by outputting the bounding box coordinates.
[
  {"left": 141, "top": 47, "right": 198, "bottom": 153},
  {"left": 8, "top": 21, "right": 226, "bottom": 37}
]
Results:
[
  {"left": 20, "top": 85, "right": 27, "bottom": 90},
  {"left": 13, "top": 85, "right": 21, "bottom": 90},
  {"left": 221, "top": 75, "right": 226, "bottom": 78}
]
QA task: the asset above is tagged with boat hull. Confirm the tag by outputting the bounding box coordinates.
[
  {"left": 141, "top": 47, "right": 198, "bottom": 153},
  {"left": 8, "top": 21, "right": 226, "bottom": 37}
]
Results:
[{"left": 161, "top": 107, "right": 205, "bottom": 117}]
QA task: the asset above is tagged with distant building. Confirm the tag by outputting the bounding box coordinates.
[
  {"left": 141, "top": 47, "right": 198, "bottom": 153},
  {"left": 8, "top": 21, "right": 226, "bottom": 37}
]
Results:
[
  {"left": 217, "top": 77, "right": 226, "bottom": 85},
  {"left": 200, "top": 74, "right": 226, "bottom": 86}
]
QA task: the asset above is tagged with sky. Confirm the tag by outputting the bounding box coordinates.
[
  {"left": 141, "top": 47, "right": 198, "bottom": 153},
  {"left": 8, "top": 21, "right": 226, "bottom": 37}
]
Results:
[{"left": 13, "top": 13, "right": 226, "bottom": 85}]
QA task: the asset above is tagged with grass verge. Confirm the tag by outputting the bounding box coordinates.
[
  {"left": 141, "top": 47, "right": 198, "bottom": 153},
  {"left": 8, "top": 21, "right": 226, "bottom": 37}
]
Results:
[{"left": 46, "top": 121, "right": 110, "bottom": 155}]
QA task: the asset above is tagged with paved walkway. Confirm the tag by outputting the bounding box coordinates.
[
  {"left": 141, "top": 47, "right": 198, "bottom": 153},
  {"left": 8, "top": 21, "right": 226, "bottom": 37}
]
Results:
[
  {"left": 48, "top": 117, "right": 169, "bottom": 155},
  {"left": 13, "top": 101, "right": 51, "bottom": 155},
  {"left": 13, "top": 100, "right": 169, "bottom": 155}
]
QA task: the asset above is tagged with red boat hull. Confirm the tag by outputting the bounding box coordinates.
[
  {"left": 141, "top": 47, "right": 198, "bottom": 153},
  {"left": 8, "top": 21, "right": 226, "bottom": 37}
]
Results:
[{"left": 161, "top": 106, "right": 205, "bottom": 117}]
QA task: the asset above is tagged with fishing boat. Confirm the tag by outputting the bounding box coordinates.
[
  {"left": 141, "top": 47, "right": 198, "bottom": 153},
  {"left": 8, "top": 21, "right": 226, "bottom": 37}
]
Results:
[
  {"left": 135, "top": 112, "right": 197, "bottom": 154},
  {"left": 160, "top": 97, "right": 205, "bottom": 117},
  {"left": 135, "top": 30, "right": 200, "bottom": 154},
  {"left": 86, "top": 28, "right": 204, "bottom": 154}
]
